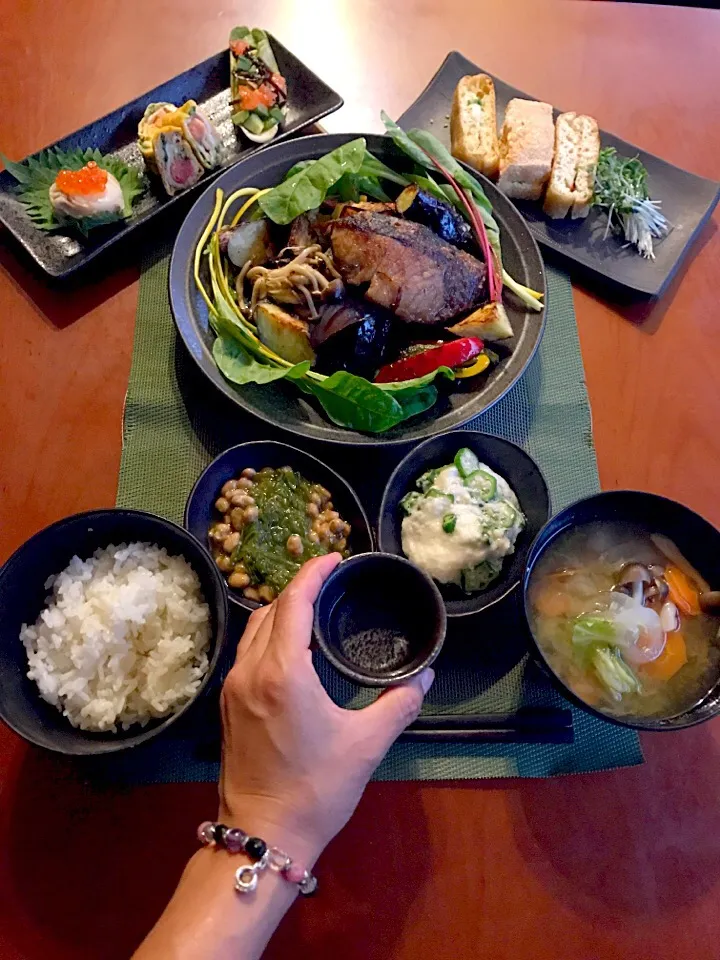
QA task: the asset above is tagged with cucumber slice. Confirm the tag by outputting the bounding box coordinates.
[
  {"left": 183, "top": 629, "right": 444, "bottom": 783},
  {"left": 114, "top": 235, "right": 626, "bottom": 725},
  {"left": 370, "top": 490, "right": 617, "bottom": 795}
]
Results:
[
  {"left": 263, "top": 117, "right": 279, "bottom": 131},
  {"left": 400, "top": 491, "right": 422, "bottom": 514},
  {"left": 232, "top": 109, "right": 250, "bottom": 126},
  {"left": 243, "top": 113, "right": 265, "bottom": 135},
  {"left": 442, "top": 513, "right": 457, "bottom": 534},
  {"left": 269, "top": 106, "right": 285, "bottom": 124},
  {"left": 487, "top": 500, "right": 517, "bottom": 530},
  {"left": 465, "top": 469, "right": 497, "bottom": 502},
  {"left": 417, "top": 467, "right": 441, "bottom": 493},
  {"left": 461, "top": 559, "right": 503, "bottom": 593},
  {"left": 454, "top": 447, "right": 480, "bottom": 478},
  {"left": 254, "top": 103, "right": 270, "bottom": 119}
]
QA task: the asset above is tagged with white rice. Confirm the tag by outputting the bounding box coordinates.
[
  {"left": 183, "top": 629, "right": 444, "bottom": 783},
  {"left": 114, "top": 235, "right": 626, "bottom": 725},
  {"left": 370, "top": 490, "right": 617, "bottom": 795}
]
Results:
[{"left": 20, "top": 542, "right": 211, "bottom": 732}]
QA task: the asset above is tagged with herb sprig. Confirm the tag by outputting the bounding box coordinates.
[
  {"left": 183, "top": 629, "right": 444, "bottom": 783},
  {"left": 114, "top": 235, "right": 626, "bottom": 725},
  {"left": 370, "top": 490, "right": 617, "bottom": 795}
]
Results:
[{"left": 593, "top": 147, "right": 670, "bottom": 259}]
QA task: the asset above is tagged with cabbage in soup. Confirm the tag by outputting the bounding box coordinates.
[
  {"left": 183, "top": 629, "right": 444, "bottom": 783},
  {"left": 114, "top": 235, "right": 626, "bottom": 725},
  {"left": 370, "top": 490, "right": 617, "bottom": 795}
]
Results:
[{"left": 528, "top": 522, "right": 720, "bottom": 719}]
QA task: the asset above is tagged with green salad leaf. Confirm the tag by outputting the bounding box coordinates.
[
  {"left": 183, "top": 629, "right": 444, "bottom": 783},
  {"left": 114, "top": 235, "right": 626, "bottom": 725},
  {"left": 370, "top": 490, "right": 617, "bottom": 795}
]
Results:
[
  {"left": 213, "top": 337, "right": 311, "bottom": 385},
  {"left": 259, "top": 138, "right": 367, "bottom": 224},
  {"left": 391, "top": 383, "right": 438, "bottom": 420},
  {"left": 1, "top": 146, "right": 144, "bottom": 235},
  {"left": 283, "top": 160, "right": 314, "bottom": 181},
  {"left": 307, "top": 371, "right": 406, "bottom": 433},
  {"left": 281, "top": 149, "right": 403, "bottom": 208},
  {"left": 377, "top": 365, "right": 455, "bottom": 394}
]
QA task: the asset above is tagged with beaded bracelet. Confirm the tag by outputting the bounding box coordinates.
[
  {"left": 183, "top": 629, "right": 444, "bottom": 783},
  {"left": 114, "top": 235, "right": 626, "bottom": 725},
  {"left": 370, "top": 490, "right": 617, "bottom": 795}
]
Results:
[{"left": 197, "top": 821, "right": 318, "bottom": 897}]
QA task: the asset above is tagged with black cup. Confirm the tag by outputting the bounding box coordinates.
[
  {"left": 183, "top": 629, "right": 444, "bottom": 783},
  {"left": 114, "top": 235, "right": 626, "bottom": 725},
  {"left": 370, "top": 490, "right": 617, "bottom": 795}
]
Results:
[{"left": 313, "top": 553, "right": 446, "bottom": 686}]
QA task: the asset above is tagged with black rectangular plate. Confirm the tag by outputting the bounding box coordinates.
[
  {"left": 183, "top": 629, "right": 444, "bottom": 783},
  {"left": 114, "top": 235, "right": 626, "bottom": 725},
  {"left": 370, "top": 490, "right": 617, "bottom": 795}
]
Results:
[
  {"left": 398, "top": 51, "right": 720, "bottom": 297},
  {"left": 0, "top": 38, "right": 342, "bottom": 279}
]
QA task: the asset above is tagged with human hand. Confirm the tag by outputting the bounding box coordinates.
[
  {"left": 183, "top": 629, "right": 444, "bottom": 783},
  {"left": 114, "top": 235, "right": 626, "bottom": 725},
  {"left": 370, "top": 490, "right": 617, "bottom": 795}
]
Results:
[{"left": 218, "top": 554, "right": 434, "bottom": 864}]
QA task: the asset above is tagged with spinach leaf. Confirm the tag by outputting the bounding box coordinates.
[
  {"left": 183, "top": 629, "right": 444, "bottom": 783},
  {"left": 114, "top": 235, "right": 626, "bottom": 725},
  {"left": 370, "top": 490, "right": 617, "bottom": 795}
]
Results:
[
  {"left": 359, "top": 152, "right": 410, "bottom": 188},
  {"left": 354, "top": 175, "right": 392, "bottom": 202},
  {"left": 379, "top": 114, "right": 430, "bottom": 168},
  {"left": 335, "top": 173, "right": 361, "bottom": 202},
  {"left": 213, "top": 337, "right": 310, "bottom": 385},
  {"left": 377, "top": 365, "right": 455, "bottom": 394},
  {"left": 393, "top": 384, "right": 438, "bottom": 420},
  {"left": 283, "top": 160, "right": 314, "bottom": 181},
  {"left": 407, "top": 174, "right": 460, "bottom": 210},
  {"left": 259, "top": 138, "right": 366, "bottom": 224},
  {"left": 307, "top": 371, "right": 406, "bottom": 433}
]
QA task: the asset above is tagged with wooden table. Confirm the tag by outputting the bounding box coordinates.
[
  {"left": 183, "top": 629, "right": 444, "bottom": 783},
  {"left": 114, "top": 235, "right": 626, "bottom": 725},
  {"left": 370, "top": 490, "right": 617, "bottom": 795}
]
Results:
[{"left": 2, "top": 2, "right": 720, "bottom": 957}]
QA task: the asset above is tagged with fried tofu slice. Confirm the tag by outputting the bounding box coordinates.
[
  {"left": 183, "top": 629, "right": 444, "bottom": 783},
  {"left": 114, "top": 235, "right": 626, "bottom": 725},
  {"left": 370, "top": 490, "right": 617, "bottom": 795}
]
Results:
[
  {"left": 543, "top": 112, "right": 600, "bottom": 219},
  {"left": 451, "top": 74, "right": 500, "bottom": 179},
  {"left": 497, "top": 99, "right": 555, "bottom": 201}
]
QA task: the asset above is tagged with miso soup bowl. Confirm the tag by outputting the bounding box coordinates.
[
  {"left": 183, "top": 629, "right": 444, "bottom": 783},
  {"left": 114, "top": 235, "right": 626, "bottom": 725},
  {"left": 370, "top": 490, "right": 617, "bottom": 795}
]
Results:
[{"left": 523, "top": 490, "right": 720, "bottom": 731}]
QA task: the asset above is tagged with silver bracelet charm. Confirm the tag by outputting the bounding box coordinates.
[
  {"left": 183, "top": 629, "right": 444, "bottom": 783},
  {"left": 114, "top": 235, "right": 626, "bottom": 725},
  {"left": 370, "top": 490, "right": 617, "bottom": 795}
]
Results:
[{"left": 197, "top": 821, "right": 318, "bottom": 897}]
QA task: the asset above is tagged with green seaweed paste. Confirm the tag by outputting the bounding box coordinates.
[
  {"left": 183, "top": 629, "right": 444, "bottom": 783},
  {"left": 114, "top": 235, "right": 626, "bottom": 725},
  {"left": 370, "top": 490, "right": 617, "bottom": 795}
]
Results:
[{"left": 232, "top": 468, "right": 348, "bottom": 593}]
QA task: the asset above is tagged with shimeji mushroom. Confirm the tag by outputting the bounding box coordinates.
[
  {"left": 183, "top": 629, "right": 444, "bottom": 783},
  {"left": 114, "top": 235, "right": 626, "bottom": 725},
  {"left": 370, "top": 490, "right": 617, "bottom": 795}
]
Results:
[{"left": 613, "top": 562, "right": 680, "bottom": 635}]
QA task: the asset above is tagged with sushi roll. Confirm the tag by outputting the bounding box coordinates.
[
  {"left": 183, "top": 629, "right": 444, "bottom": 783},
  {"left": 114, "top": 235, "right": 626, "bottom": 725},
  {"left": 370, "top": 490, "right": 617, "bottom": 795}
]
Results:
[
  {"left": 153, "top": 130, "right": 204, "bottom": 196},
  {"left": 48, "top": 161, "right": 125, "bottom": 224},
  {"left": 181, "top": 102, "right": 222, "bottom": 169},
  {"left": 229, "top": 26, "right": 288, "bottom": 144},
  {"left": 138, "top": 101, "right": 191, "bottom": 172}
]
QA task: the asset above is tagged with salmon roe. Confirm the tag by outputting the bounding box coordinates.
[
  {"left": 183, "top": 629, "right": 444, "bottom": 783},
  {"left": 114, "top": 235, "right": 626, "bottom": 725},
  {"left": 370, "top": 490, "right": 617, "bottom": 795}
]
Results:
[{"left": 55, "top": 161, "right": 108, "bottom": 196}]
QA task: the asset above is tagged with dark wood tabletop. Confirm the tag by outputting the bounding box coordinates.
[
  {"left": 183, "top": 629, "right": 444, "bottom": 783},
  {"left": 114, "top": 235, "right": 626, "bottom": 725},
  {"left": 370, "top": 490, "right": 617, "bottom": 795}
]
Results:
[{"left": 1, "top": 2, "right": 720, "bottom": 958}]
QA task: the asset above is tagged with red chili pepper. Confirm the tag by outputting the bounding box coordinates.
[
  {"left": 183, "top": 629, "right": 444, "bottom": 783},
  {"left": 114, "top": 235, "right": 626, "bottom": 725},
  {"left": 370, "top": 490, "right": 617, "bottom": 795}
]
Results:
[{"left": 374, "top": 337, "right": 483, "bottom": 383}]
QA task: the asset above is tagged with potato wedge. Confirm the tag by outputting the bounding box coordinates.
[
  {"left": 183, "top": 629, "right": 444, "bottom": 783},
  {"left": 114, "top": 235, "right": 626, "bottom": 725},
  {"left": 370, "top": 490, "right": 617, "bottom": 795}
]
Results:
[{"left": 254, "top": 301, "right": 316, "bottom": 365}]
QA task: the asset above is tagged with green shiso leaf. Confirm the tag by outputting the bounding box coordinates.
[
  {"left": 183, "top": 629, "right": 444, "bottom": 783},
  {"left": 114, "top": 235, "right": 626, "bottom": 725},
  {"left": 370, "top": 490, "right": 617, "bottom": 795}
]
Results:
[{"left": 0, "top": 146, "right": 145, "bottom": 235}]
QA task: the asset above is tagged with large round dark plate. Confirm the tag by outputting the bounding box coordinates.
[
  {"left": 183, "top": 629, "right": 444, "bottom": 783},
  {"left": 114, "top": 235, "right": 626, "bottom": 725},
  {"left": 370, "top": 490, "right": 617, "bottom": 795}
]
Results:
[
  {"left": 378, "top": 431, "right": 550, "bottom": 616},
  {"left": 523, "top": 491, "right": 720, "bottom": 731},
  {"left": 169, "top": 133, "right": 546, "bottom": 446}
]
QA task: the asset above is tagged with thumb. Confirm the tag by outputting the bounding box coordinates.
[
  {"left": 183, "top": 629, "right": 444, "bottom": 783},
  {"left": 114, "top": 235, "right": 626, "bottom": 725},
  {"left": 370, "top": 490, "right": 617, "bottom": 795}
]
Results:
[{"left": 357, "top": 668, "right": 435, "bottom": 758}]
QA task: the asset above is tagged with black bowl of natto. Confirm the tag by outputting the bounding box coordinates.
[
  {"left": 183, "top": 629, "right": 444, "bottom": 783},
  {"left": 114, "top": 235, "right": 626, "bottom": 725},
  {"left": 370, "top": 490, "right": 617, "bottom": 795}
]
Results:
[{"left": 185, "top": 441, "right": 374, "bottom": 613}]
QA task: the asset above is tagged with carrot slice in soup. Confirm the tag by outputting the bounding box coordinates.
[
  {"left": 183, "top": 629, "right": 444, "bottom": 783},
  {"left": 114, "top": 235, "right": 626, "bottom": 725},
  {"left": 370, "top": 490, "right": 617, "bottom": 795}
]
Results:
[
  {"left": 641, "top": 631, "right": 688, "bottom": 682},
  {"left": 665, "top": 565, "right": 701, "bottom": 616}
]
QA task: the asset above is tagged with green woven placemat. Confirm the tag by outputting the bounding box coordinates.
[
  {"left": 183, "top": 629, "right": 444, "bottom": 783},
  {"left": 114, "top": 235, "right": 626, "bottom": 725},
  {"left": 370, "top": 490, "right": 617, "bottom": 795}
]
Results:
[{"left": 110, "top": 243, "right": 642, "bottom": 783}]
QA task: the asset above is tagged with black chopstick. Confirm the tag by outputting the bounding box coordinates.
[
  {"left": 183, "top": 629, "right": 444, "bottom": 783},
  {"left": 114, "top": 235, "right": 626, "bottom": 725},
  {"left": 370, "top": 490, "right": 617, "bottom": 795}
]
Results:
[{"left": 400, "top": 708, "right": 574, "bottom": 744}]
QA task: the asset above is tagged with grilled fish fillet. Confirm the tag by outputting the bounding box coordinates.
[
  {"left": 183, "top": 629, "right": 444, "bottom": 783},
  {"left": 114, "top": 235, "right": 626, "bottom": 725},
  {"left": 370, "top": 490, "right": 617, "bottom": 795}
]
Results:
[{"left": 329, "top": 212, "right": 487, "bottom": 325}]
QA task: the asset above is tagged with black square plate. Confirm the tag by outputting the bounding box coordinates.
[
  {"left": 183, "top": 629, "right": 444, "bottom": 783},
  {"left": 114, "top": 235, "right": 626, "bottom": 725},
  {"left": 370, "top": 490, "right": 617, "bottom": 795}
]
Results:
[
  {"left": 398, "top": 51, "right": 720, "bottom": 296},
  {"left": 0, "top": 38, "right": 342, "bottom": 279}
]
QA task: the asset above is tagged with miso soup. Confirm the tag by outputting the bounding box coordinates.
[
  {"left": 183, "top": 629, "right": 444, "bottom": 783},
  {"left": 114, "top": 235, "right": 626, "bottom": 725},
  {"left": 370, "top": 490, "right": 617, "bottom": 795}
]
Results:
[{"left": 528, "top": 521, "right": 720, "bottom": 719}]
